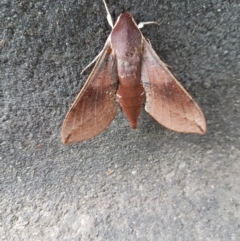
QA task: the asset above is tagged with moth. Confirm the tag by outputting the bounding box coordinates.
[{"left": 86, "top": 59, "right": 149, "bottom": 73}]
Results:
[{"left": 61, "top": 0, "right": 206, "bottom": 144}]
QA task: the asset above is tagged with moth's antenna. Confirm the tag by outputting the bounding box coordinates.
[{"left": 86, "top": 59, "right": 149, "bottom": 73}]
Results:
[
  {"left": 138, "top": 21, "right": 160, "bottom": 29},
  {"left": 102, "top": 0, "right": 114, "bottom": 28}
]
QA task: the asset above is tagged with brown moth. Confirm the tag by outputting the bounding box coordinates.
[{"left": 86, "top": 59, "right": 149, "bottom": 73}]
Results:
[{"left": 61, "top": 0, "right": 206, "bottom": 144}]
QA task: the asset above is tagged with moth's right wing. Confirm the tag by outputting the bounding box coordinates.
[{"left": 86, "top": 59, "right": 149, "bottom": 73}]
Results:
[
  {"left": 62, "top": 41, "right": 118, "bottom": 144},
  {"left": 142, "top": 38, "right": 206, "bottom": 134}
]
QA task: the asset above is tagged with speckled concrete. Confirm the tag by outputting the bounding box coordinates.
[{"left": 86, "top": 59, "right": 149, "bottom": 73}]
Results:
[{"left": 1, "top": 0, "right": 240, "bottom": 240}]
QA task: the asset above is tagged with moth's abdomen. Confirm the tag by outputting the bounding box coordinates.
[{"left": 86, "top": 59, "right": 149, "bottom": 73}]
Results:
[
  {"left": 116, "top": 57, "right": 144, "bottom": 129},
  {"left": 117, "top": 77, "right": 144, "bottom": 129}
]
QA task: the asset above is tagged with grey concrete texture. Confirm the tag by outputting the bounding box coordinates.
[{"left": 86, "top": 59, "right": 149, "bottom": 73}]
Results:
[{"left": 1, "top": 0, "right": 240, "bottom": 240}]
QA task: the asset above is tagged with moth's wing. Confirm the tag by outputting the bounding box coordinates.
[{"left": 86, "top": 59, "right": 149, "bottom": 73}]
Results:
[
  {"left": 141, "top": 38, "right": 206, "bottom": 134},
  {"left": 62, "top": 41, "right": 118, "bottom": 144}
]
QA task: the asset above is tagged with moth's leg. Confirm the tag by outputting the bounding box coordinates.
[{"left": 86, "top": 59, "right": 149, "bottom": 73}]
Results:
[
  {"left": 102, "top": 0, "right": 113, "bottom": 28},
  {"left": 137, "top": 21, "right": 160, "bottom": 29},
  {"left": 80, "top": 48, "right": 104, "bottom": 74},
  {"left": 81, "top": 36, "right": 111, "bottom": 74}
]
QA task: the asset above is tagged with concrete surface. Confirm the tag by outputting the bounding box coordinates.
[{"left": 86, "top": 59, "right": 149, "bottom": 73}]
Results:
[{"left": 1, "top": 0, "right": 240, "bottom": 240}]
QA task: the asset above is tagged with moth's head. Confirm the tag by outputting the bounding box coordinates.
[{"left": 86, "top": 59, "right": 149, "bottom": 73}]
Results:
[
  {"left": 119, "top": 12, "right": 133, "bottom": 20},
  {"left": 114, "top": 12, "right": 137, "bottom": 28}
]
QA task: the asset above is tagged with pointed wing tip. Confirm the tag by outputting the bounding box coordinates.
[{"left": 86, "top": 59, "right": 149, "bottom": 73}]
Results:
[
  {"left": 61, "top": 132, "right": 75, "bottom": 145},
  {"left": 61, "top": 131, "right": 94, "bottom": 144},
  {"left": 197, "top": 129, "right": 206, "bottom": 135},
  {"left": 195, "top": 116, "right": 207, "bottom": 135},
  {"left": 61, "top": 137, "right": 79, "bottom": 145},
  {"left": 185, "top": 119, "right": 207, "bottom": 135},
  {"left": 198, "top": 124, "right": 207, "bottom": 135},
  {"left": 61, "top": 136, "right": 69, "bottom": 145}
]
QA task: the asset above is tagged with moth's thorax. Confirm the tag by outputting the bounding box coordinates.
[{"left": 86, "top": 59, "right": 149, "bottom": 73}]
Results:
[
  {"left": 111, "top": 12, "right": 142, "bottom": 79},
  {"left": 111, "top": 12, "right": 142, "bottom": 58}
]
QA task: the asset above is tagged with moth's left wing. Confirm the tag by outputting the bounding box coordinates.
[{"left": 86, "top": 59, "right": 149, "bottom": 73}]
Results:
[
  {"left": 62, "top": 41, "right": 118, "bottom": 144},
  {"left": 141, "top": 38, "right": 206, "bottom": 134}
]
